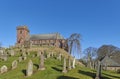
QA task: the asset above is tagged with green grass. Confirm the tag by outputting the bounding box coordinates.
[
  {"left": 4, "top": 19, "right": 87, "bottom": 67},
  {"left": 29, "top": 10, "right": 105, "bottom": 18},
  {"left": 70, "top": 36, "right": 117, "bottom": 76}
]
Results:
[{"left": 0, "top": 47, "right": 120, "bottom": 79}]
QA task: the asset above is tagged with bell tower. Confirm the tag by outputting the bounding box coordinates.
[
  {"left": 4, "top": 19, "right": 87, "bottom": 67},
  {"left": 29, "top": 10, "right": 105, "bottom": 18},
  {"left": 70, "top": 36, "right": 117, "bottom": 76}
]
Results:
[{"left": 16, "top": 26, "right": 29, "bottom": 45}]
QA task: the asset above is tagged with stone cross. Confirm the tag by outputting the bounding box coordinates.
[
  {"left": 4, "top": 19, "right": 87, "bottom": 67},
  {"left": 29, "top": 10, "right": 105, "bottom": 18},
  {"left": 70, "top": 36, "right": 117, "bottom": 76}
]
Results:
[
  {"left": 26, "top": 60, "right": 33, "bottom": 76},
  {"left": 12, "top": 60, "right": 18, "bottom": 69},
  {"left": 38, "top": 52, "right": 45, "bottom": 70},
  {"left": 62, "top": 57, "right": 67, "bottom": 73},
  {"left": 0, "top": 65, "right": 8, "bottom": 74}
]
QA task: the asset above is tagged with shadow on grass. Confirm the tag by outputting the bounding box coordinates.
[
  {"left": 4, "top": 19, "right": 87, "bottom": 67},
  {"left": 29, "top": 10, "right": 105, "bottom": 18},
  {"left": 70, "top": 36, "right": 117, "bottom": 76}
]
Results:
[
  {"left": 22, "top": 69, "right": 26, "bottom": 76},
  {"left": 57, "top": 76, "right": 79, "bottom": 79},
  {"left": 78, "top": 70, "right": 119, "bottom": 79},
  {"left": 52, "top": 67, "right": 62, "bottom": 72},
  {"left": 34, "top": 64, "right": 39, "bottom": 69},
  {"left": 57, "top": 65, "right": 63, "bottom": 67},
  {"left": 78, "top": 70, "right": 96, "bottom": 78},
  {"left": 102, "top": 73, "right": 120, "bottom": 79}
]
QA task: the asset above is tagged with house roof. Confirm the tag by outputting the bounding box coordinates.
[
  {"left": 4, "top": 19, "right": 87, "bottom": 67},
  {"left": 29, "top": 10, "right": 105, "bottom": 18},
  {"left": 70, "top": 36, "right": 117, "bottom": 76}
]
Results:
[
  {"left": 29, "top": 33, "right": 64, "bottom": 40},
  {"left": 101, "top": 54, "right": 120, "bottom": 67}
]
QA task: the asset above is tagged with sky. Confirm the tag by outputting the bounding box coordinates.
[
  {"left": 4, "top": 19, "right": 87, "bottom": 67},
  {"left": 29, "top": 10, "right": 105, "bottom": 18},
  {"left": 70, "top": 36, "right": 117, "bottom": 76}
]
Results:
[{"left": 0, "top": 0, "right": 120, "bottom": 52}]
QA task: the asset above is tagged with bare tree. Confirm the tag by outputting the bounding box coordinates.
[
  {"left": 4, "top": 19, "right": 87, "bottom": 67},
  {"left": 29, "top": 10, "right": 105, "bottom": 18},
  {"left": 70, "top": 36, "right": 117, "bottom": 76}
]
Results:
[
  {"left": 67, "top": 33, "right": 81, "bottom": 57},
  {"left": 83, "top": 47, "right": 97, "bottom": 69}
]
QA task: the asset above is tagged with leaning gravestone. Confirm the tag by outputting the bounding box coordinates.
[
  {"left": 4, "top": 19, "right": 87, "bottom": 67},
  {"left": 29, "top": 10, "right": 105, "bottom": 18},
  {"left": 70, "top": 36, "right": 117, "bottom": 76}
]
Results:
[
  {"left": 38, "top": 52, "right": 45, "bottom": 70},
  {"left": 0, "top": 65, "right": 8, "bottom": 74},
  {"left": 12, "top": 60, "right": 18, "bottom": 69},
  {"left": 26, "top": 60, "right": 33, "bottom": 76}
]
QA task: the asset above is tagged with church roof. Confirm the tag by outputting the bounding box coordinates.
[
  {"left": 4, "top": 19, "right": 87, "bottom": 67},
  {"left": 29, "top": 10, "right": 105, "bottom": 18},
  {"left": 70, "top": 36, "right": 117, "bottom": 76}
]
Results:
[{"left": 29, "top": 33, "right": 64, "bottom": 40}]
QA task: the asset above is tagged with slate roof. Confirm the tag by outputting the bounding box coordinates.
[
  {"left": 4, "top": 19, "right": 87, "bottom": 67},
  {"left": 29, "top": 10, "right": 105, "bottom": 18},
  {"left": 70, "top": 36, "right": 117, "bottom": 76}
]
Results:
[
  {"left": 101, "top": 56, "right": 120, "bottom": 67},
  {"left": 29, "top": 33, "right": 64, "bottom": 40}
]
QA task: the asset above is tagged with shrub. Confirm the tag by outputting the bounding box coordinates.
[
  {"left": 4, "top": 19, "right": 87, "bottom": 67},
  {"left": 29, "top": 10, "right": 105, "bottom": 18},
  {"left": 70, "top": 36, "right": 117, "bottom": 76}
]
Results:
[{"left": 117, "top": 69, "right": 120, "bottom": 73}]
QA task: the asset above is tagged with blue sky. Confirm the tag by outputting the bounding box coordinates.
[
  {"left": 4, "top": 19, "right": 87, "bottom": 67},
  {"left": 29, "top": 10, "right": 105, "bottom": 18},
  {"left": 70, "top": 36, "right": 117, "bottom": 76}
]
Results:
[{"left": 0, "top": 0, "right": 120, "bottom": 52}]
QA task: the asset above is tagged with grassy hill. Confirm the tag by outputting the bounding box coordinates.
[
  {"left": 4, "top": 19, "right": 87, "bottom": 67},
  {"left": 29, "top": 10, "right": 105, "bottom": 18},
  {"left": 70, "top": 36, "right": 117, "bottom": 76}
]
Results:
[{"left": 0, "top": 46, "right": 120, "bottom": 79}]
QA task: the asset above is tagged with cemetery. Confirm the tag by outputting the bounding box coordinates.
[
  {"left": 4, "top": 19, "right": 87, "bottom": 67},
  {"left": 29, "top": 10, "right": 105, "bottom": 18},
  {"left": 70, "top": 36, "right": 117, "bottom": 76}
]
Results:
[{"left": 0, "top": 46, "right": 120, "bottom": 79}]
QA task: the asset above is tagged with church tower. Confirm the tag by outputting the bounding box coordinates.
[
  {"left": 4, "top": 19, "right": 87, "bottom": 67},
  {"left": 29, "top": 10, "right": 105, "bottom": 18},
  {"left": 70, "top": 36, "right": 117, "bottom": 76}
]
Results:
[{"left": 16, "top": 26, "right": 29, "bottom": 45}]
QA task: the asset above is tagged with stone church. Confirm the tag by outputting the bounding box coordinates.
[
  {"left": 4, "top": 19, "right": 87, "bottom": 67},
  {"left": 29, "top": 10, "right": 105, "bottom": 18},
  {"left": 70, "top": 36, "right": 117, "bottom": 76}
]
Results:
[{"left": 16, "top": 26, "right": 68, "bottom": 50}]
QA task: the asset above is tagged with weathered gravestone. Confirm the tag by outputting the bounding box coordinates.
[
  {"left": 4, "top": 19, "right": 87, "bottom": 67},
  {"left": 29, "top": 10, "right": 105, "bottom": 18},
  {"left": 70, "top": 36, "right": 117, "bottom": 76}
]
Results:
[
  {"left": 1, "top": 54, "right": 8, "bottom": 61},
  {"left": 62, "top": 57, "right": 67, "bottom": 73},
  {"left": 68, "top": 56, "right": 72, "bottom": 70},
  {"left": 72, "top": 57, "right": 76, "bottom": 69},
  {"left": 47, "top": 52, "right": 50, "bottom": 58},
  {"left": 22, "top": 52, "right": 27, "bottom": 60},
  {"left": 26, "top": 60, "right": 33, "bottom": 76},
  {"left": 51, "top": 52, "right": 54, "bottom": 57},
  {"left": 18, "top": 57, "right": 22, "bottom": 62},
  {"left": 9, "top": 50, "right": 15, "bottom": 56},
  {"left": 0, "top": 65, "right": 8, "bottom": 74},
  {"left": 37, "top": 50, "right": 41, "bottom": 57},
  {"left": 12, "top": 60, "right": 18, "bottom": 69},
  {"left": 0, "top": 50, "right": 4, "bottom": 55},
  {"left": 57, "top": 53, "right": 62, "bottom": 61},
  {"left": 38, "top": 52, "right": 45, "bottom": 70}
]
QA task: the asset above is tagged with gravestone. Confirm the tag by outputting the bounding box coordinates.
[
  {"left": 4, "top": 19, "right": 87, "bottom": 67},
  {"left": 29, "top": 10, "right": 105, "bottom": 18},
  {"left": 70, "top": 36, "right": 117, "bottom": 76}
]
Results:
[
  {"left": 22, "top": 52, "right": 27, "bottom": 60},
  {"left": 68, "top": 56, "right": 71, "bottom": 70},
  {"left": 26, "top": 60, "right": 33, "bottom": 76},
  {"left": 9, "top": 50, "right": 15, "bottom": 56},
  {"left": 62, "top": 57, "right": 67, "bottom": 73},
  {"left": 3, "top": 54, "right": 8, "bottom": 61},
  {"left": 12, "top": 60, "right": 18, "bottom": 69},
  {"left": 57, "top": 53, "right": 62, "bottom": 61},
  {"left": 32, "top": 54, "right": 35, "bottom": 58},
  {"left": 72, "top": 57, "right": 76, "bottom": 69},
  {"left": 37, "top": 50, "right": 41, "bottom": 57},
  {"left": 51, "top": 52, "right": 54, "bottom": 57},
  {"left": 18, "top": 57, "right": 22, "bottom": 62},
  {"left": 47, "top": 53, "right": 50, "bottom": 58},
  {"left": 0, "top": 65, "right": 8, "bottom": 74},
  {"left": 38, "top": 52, "right": 45, "bottom": 70},
  {"left": 0, "top": 50, "right": 4, "bottom": 55}
]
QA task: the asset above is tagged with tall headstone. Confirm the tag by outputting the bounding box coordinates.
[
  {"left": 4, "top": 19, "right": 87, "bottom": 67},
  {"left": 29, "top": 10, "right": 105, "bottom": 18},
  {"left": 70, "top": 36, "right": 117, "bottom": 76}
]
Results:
[
  {"left": 62, "top": 57, "right": 67, "bottom": 73},
  {"left": 68, "top": 56, "right": 72, "bottom": 70},
  {"left": 57, "top": 53, "right": 62, "bottom": 61},
  {"left": 38, "top": 52, "right": 45, "bottom": 70},
  {"left": 12, "top": 60, "right": 18, "bottom": 69},
  {"left": 72, "top": 57, "right": 76, "bottom": 69},
  {"left": 0, "top": 65, "right": 8, "bottom": 74},
  {"left": 26, "top": 60, "right": 33, "bottom": 76}
]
